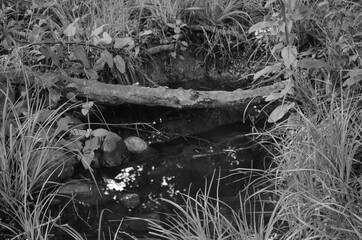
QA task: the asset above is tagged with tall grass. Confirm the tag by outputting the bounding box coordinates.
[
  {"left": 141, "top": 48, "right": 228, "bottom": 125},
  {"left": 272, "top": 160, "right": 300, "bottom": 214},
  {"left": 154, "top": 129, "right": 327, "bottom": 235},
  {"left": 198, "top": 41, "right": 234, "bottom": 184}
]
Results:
[
  {"left": 255, "top": 81, "right": 362, "bottom": 239},
  {"left": 0, "top": 70, "right": 83, "bottom": 239},
  {"left": 145, "top": 172, "right": 281, "bottom": 240}
]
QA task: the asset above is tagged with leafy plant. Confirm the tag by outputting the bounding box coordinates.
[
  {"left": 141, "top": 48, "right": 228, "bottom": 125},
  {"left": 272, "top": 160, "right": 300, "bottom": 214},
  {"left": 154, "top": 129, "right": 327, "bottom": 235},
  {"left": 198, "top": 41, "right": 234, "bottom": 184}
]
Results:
[
  {"left": 0, "top": 71, "right": 83, "bottom": 239},
  {"left": 0, "top": 0, "right": 148, "bottom": 86}
]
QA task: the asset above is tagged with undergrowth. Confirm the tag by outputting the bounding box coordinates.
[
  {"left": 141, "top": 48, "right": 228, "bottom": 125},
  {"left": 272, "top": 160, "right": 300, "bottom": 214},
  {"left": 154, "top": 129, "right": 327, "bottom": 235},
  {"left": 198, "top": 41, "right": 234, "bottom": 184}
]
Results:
[
  {"left": 1, "top": 0, "right": 362, "bottom": 239},
  {"left": 0, "top": 66, "right": 83, "bottom": 239}
]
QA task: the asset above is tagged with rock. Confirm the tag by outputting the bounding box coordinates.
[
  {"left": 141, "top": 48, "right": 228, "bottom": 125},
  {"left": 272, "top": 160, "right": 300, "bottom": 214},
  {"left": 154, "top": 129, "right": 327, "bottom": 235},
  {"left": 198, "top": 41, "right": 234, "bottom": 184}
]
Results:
[
  {"left": 99, "top": 132, "right": 131, "bottom": 167},
  {"left": 119, "top": 193, "right": 140, "bottom": 209},
  {"left": 58, "top": 180, "right": 93, "bottom": 195},
  {"left": 125, "top": 136, "right": 159, "bottom": 162},
  {"left": 57, "top": 180, "right": 110, "bottom": 205},
  {"left": 125, "top": 136, "right": 148, "bottom": 153},
  {"left": 127, "top": 213, "right": 161, "bottom": 232}
]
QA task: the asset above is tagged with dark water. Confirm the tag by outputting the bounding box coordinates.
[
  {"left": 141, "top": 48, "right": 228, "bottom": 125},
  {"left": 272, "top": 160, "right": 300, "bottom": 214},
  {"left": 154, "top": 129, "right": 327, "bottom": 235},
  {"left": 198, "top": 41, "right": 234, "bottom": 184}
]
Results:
[{"left": 53, "top": 123, "right": 271, "bottom": 239}]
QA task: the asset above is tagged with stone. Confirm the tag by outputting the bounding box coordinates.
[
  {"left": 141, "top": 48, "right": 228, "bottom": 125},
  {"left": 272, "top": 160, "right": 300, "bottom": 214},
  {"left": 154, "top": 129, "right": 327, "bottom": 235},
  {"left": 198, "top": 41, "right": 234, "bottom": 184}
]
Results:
[
  {"left": 124, "top": 136, "right": 148, "bottom": 153},
  {"left": 127, "top": 213, "right": 161, "bottom": 232},
  {"left": 119, "top": 193, "right": 140, "bottom": 209},
  {"left": 99, "top": 132, "right": 131, "bottom": 167},
  {"left": 57, "top": 180, "right": 110, "bottom": 206},
  {"left": 124, "top": 136, "right": 159, "bottom": 162}
]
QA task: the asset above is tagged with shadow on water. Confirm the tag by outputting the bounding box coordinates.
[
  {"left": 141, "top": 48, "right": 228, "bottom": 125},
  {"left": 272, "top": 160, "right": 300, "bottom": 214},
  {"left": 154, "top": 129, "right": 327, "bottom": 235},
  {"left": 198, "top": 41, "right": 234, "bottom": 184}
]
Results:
[{"left": 53, "top": 122, "right": 272, "bottom": 240}]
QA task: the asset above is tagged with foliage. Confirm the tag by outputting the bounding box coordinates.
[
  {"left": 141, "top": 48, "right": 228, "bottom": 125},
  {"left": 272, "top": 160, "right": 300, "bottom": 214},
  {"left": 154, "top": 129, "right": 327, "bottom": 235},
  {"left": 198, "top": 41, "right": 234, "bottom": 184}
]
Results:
[
  {"left": 0, "top": 68, "right": 83, "bottom": 239},
  {"left": 249, "top": 0, "right": 362, "bottom": 122},
  {"left": 256, "top": 87, "right": 362, "bottom": 239},
  {"left": 145, "top": 174, "right": 281, "bottom": 240},
  {"left": 0, "top": 0, "right": 267, "bottom": 87},
  {"left": 1, "top": 0, "right": 362, "bottom": 239},
  {"left": 144, "top": 0, "right": 362, "bottom": 239},
  {"left": 0, "top": 0, "right": 147, "bottom": 86}
]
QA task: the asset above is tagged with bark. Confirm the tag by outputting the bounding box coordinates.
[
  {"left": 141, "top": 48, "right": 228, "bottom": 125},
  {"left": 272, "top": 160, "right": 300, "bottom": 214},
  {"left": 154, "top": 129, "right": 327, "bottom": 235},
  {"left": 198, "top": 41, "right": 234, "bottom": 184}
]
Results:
[
  {"left": 145, "top": 44, "right": 175, "bottom": 55},
  {"left": 42, "top": 73, "right": 286, "bottom": 109}
]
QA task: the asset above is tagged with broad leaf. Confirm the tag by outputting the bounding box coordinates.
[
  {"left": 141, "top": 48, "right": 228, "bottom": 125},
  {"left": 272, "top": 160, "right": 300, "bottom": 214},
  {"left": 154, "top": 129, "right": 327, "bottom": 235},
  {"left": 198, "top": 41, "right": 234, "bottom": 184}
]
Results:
[
  {"left": 56, "top": 116, "right": 73, "bottom": 133},
  {"left": 139, "top": 30, "right": 153, "bottom": 37},
  {"left": 59, "top": 138, "right": 83, "bottom": 152},
  {"left": 281, "top": 46, "right": 298, "bottom": 69},
  {"left": 114, "top": 37, "right": 133, "bottom": 49},
  {"left": 91, "top": 128, "right": 110, "bottom": 137},
  {"left": 174, "top": 27, "right": 181, "bottom": 34},
  {"left": 81, "top": 101, "right": 94, "bottom": 116},
  {"left": 101, "top": 50, "right": 114, "bottom": 68},
  {"left": 40, "top": 45, "right": 60, "bottom": 66},
  {"left": 343, "top": 69, "right": 362, "bottom": 87},
  {"left": 93, "top": 58, "right": 105, "bottom": 71},
  {"left": 99, "top": 32, "right": 112, "bottom": 45},
  {"left": 254, "top": 63, "right": 282, "bottom": 80},
  {"left": 84, "top": 68, "right": 98, "bottom": 80},
  {"left": 90, "top": 24, "right": 107, "bottom": 37},
  {"left": 73, "top": 46, "right": 90, "bottom": 69},
  {"left": 114, "top": 55, "right": 126, "bottom": 74},
  {"left": 82, "top": 148, "right": 96, "bottom": 170},
  {"left": 268, "top": 102, "right": 295, "bottom": 123},
  {"left": 64, "top": 18, "right": 79, "bottom": 37},
  {"left": 70, "top": 129, "right": 87, "bottom": 136}
]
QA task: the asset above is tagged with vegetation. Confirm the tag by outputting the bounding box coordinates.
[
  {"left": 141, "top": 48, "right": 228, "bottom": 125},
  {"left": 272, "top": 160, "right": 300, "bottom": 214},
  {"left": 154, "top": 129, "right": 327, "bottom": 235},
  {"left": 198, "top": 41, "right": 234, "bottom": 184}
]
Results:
[
  {"left": 1, "top": 0, "right": 362, "bottom": 239},
  {"left": 0, "top": 66, "right": 84, "bottom": 238}
]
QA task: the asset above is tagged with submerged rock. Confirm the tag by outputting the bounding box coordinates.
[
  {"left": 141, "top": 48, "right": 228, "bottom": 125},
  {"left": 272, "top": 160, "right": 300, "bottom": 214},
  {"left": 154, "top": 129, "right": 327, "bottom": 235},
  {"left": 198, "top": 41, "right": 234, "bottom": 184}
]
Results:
[
  {"left": 119, "top": 193, "right": 140, "bottom": 209},
  {"left": 57, "top": 180, "right": 108, "bottom": 205},
  {"left": 127, "top": 213, "right": 161, "bottom": 232}
]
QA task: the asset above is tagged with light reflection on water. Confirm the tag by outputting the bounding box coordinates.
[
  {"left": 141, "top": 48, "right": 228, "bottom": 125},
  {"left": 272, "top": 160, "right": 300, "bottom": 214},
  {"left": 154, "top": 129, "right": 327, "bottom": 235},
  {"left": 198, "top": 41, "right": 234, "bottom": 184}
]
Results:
[{"left": 104, "top": 164, "right": 183, "bottom": 199}]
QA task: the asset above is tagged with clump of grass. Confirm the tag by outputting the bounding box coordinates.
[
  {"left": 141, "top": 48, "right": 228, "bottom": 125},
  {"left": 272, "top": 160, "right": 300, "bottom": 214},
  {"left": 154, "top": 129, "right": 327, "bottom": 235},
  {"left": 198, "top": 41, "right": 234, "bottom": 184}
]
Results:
[
  {"left": 0, "top": 68, "right": 83, "bottom": 239},
  {"left": 255, "top": 84, "right": 362, "bottom": 239},
  {"left": 145, "top": 172, "right": 282, "bottom": 240}
]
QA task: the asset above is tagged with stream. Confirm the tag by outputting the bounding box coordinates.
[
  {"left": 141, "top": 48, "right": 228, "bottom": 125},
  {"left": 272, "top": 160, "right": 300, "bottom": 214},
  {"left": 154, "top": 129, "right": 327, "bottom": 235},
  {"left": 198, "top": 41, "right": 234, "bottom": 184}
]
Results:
[{"left": 52, "top": 122, "right": 272, "bottom": 240}]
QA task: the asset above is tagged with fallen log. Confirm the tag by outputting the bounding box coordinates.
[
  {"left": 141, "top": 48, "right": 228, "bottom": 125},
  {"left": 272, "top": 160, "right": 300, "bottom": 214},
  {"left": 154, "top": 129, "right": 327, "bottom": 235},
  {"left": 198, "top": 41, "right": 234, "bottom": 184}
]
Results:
[{"left": 39, "top": 73, "right": 286, "bottom": 109}]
